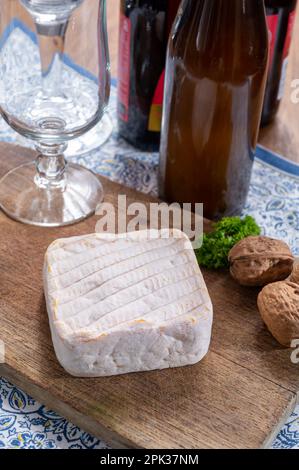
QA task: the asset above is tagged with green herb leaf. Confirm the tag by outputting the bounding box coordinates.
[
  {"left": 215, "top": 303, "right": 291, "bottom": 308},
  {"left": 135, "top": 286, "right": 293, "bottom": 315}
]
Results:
[{"left": 195, "top": 215, "right": 261, "bottom": 269}]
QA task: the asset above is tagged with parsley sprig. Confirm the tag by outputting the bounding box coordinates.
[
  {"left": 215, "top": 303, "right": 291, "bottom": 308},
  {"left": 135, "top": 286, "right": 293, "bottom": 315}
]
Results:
[{"left": 195, "top": 216, "right": 261, "bottom": 269}]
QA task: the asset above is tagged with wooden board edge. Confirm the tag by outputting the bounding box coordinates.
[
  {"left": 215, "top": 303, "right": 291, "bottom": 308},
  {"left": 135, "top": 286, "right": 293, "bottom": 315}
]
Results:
[
  {"left": 1, "top": 362, "right": 297, "bottom": 450},
  {"left": 0, "top": 364, "right": 137, "bottom": 450}
]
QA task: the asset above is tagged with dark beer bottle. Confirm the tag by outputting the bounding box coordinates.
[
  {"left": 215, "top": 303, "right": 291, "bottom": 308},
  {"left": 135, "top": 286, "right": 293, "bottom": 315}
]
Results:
[
  {"left": 117, "top": 0, "right": 181, "bottom": 151},
  {"left": 159, "top": 0, "right": 269, "bottom": 220},
  {"left": 261, "top": 0, "right": 297, "bottom": 126}
]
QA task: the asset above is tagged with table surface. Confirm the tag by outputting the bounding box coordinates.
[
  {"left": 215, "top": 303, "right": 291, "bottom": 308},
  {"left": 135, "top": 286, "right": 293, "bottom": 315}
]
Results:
[{"left": 1, "top": 0, "right": 298, "bottom": 451}]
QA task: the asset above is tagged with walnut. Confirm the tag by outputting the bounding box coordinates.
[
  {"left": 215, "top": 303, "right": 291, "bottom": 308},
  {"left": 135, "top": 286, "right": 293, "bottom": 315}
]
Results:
[
  {"left": 228, "top": 236, "right": 294, "bottom": 287},
  {"left": 290, "top": 262, "right": 299, "bottom": 284},
  {"left": 257, "top": 281, "right": 299, "bottom": 347}
]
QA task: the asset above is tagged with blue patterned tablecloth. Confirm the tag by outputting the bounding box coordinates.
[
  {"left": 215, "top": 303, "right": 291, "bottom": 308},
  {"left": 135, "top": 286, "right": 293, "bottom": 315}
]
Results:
[{"left": 0, "top": 24, "right": 299, "bottom": 450}]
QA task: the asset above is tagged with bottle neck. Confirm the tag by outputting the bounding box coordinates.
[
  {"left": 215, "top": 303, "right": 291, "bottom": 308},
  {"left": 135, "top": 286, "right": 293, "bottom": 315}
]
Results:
[
  {"left": 171, "top": 0, "right": 268, "bottom": 79},
  {"left": 185, "top": 0, "right": 267, "bottom": 35},
  {"left": 199, "top": 0, "right": 266, "bottom": 17}
]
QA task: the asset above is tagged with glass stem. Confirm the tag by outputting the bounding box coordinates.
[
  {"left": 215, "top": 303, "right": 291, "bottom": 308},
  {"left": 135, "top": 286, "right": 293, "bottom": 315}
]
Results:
[
  {"left": 35, "top": 21, "right": 68, "bottom": 99},
  {"left": 35, "top": 142, "right": 67, "bottom": 190}
]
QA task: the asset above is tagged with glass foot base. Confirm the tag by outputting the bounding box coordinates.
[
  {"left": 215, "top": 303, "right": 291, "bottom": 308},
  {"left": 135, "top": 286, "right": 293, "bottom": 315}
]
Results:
[{"left": 0, "top": 161, "right": 104, "bottom": 227}]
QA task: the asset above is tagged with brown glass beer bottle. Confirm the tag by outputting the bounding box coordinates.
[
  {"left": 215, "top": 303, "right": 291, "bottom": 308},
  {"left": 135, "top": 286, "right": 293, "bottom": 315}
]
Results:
[
  {"left": 159, "top": 0, "right": 269, "bottom": 220},
  {"left": 118, "top": 0, "right": 181, "bottom": 151}
]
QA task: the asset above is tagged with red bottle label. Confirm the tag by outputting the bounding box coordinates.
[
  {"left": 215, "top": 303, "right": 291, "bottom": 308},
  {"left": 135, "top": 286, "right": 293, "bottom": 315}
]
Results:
[
  {"left": 148, "top": 70, "right": 165, "bottom": 132},
  {"left": 118, "top": 13, "right": 131, "bottom": 122},
  {"left": 267, "top": 14, "right": 279, "bottom": 68}
]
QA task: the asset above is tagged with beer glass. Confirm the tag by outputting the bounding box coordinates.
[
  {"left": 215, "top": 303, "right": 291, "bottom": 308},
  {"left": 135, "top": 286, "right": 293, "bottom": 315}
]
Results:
[{"left": 0, "top": 0, "right": 110, "bottom": 226}]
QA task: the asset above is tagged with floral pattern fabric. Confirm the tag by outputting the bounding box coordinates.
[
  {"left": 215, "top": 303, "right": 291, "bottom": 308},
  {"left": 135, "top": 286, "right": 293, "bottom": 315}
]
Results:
[
  {"left": 0, "top": 24, "right": 299, "bottom": 449},
  {"left": 0, "top": 379, "right": 108, "bottom": 449}
]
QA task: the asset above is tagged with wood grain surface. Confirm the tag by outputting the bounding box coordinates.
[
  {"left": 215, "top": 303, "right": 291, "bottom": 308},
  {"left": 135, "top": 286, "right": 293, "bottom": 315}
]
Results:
[{"left": 0, "top": 143, "right": 298, "bottom": 449}]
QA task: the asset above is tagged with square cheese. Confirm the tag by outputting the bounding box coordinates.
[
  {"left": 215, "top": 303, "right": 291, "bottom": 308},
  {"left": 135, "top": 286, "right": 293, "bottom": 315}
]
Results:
[{"left": 44, "top": 229, "right": 213, "bottom": 377}]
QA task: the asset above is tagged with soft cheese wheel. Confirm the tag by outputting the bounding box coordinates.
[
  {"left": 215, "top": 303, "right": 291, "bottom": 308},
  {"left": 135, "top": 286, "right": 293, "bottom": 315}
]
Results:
[{"left": 44, "top": 229, "right": 213, "bottom": 377}]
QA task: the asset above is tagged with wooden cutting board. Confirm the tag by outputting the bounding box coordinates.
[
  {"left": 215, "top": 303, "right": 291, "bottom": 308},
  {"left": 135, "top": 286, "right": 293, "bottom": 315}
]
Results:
[{"left": 0, "top": 142, "right": 298, "bottom": 449}]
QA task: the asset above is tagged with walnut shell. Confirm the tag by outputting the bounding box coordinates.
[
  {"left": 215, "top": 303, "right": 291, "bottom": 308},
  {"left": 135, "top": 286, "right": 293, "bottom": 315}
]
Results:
[
  {"left": 228, "top": 236, "right": 294, "bottom": 287},
  {"left": 257, "top": 281, "right": 299, "bottom": 347},
  {"left": 290, "top": 262, "right": 299, "bottom": 285}
]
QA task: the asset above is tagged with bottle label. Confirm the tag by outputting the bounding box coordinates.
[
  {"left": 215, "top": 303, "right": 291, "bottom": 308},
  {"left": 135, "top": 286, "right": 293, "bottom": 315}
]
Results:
[
  {"left": 267, "top": 10, "right": 296, "bottom": 99},
  {"left": 148, "top": 70, "right": 165, "bottom": 132},
  {"left": 118, "top": 13, "right": 131, "bottom": 122},
  {"left": 267, "top": 14, "right": 279, "bottom": 68}
]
